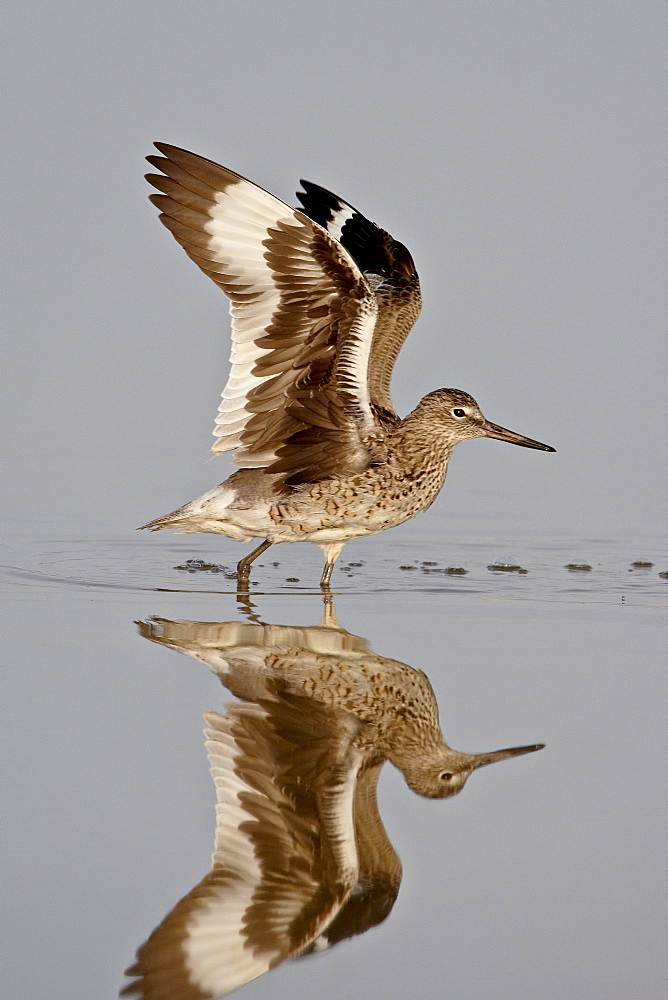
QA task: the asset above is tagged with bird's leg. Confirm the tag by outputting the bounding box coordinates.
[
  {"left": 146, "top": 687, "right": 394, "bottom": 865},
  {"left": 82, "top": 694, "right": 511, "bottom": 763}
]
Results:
[
  {"left": 321, "top": 592, "right": 340, "bottom": 628},
  {"left": 236, "top": 590, "right": 264, "bottom": 623},
  {"left": 237, "top": 539, "right": 273, "bottom": 588},
  {"left": 318, "top": 542, "right": 345, "bottom": 590}
]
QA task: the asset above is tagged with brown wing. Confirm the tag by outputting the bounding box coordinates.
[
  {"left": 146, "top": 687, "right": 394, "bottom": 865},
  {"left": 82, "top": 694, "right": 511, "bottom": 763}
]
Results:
[
  {"left": 122, "top": 693, "right": 364, "bottom": 999},
  {"left": 146, "top": 144, "right": 380, "bottom": 482},
  {"left": 297, "top": 180, "right": 422, "bottom": 420},
  {"left": 300, "top": 760, "right": 402, "bottom": 954}
]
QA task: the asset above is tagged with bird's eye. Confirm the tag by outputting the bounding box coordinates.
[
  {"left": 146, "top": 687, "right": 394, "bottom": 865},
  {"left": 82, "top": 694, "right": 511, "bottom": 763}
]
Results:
[
  {"left": 439, "top": 772, "right": 453, "bottom": 781},
  {"left": 452, "top": 408, "right": 466, "bottom": 418}
]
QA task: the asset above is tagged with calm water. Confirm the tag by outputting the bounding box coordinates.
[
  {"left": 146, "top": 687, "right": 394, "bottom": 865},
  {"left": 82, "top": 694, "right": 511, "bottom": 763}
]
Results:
[{"left": 3, "top": 522, "right": 666, "bottom": 999}]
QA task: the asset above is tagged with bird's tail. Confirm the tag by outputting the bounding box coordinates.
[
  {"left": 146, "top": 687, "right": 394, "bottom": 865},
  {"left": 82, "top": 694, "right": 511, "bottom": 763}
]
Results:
[{"left": 138, "top": 505, "right": 191, "bottom": 531}]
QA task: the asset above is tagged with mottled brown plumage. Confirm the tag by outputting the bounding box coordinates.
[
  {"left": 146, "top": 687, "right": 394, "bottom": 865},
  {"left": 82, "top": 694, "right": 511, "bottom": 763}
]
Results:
[
  {"left": 122, "top": 611, "right": 543, "bottom": 999},
  {"left": 140, "top": 145, "right": 555, "bottom": 585}
]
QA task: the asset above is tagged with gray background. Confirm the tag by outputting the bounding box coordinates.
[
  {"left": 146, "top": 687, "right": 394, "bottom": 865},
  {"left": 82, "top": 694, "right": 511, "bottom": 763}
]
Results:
[{"left": 3, "top": 3, "right": 667, "bottom": 1000}]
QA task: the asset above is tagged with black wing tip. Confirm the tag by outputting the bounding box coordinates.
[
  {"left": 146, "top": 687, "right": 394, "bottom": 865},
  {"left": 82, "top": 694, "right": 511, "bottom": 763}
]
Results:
[
  {"left": 296, "top": 182, "right": 418, "bottom": 283},
  {"left": 297, "top": 178, "right": 345, "bottom": 202},
  {"left": 296, "top": 179, "right": 353, "bottom": 229}
]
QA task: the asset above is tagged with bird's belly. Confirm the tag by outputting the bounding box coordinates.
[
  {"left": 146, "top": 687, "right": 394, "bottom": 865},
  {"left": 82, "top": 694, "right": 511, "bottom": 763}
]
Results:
[
  {"left": 175, "top": 466, "right": 446, "bottom": 543},
  {"left": 265, "top": 477, "right": 438, "bottom": 543}
]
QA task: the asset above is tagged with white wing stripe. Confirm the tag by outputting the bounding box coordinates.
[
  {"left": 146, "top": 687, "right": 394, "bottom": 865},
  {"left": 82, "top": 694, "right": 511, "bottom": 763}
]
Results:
[
  {"left": 148, "top": 147, "right": 380, "bottom": 465},
  {"left": 159, "top": 713, "right": 271, "bottom": 997},
  {"left": 199, "top": 176, "right": 290, "bottom": 456},
  {"left": 324, "top": 203, "right": 356, "bottom": 243},
  {"left": 336, "top": 301, "right": 378, "bottom": 437}
]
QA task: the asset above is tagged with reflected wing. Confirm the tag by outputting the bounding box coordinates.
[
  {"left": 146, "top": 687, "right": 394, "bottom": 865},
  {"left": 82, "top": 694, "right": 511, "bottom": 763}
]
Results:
[
  {"left": 297, "top": 180, "right": 421, "bottom": 419},
  {"left": 146, "top": 144, "right": 380, "bottom": 483},
  {"left": 122, "top": 691, "right": 364, "bottom": 1000},
  {"left": 302, "top": 761, "right": 402, "bottom": 954}
]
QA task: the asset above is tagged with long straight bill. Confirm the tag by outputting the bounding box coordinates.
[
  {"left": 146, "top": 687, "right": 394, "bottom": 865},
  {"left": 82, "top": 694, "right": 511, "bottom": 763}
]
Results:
[{"left": 482, "top": 421, "right": 555, "bottom": 452}]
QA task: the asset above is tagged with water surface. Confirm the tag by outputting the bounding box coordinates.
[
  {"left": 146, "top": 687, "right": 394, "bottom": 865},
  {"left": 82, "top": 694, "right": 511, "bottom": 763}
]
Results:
[{"left": 3, "top": 525, "right": 665, "bottom": 999}]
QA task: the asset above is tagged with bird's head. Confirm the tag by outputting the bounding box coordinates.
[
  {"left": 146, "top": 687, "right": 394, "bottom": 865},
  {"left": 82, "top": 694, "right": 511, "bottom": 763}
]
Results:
[
  {"left": 424, "top": 389, "right": 555, "bottom": 452},
  {"left": 401, "top": 742, "right": 545, "bottom": 799}
]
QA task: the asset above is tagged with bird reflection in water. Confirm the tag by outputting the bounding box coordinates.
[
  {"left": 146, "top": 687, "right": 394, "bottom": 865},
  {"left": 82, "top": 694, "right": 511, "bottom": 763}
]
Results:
[{"left": 122, "top": 602, "right": 543, "bottom": 999}]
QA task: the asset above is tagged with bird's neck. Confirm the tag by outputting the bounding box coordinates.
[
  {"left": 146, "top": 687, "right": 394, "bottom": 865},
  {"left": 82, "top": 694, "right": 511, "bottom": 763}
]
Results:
[{"left": 387, "top": 406, "right": 456, "bottom": 479}]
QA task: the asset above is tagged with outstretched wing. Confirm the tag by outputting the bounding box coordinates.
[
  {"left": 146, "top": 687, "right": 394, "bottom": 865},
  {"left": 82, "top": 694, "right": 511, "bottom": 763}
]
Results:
[
  {"left": 146, "top": 144, "right": 380, "bottom": 483},
  {"left": 122, "top": 694, "right": 364, "bottom": 999},
  {"left": 297, "top": 180, "right": 421, "bottom": 419}
]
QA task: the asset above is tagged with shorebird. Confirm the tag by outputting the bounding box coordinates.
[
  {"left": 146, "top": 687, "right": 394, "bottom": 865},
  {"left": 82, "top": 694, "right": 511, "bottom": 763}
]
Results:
[
  {"left": 123, "top": 612, "right": 543, "bottom": 999},
  {"left": 139, "top": 144, "right": 555, "bottom": 587}
]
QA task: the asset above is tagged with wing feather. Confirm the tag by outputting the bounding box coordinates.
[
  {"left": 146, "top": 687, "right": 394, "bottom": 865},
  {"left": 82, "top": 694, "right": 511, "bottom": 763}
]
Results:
[
  {"left": 122, "top": 696, "right": 363, "bottom": 999},
  {"left": 146, "top": 145, "right": 381, "bottom": 480},
  {"left": 297, "top": 180, "right": 422, "bottom": 419}
]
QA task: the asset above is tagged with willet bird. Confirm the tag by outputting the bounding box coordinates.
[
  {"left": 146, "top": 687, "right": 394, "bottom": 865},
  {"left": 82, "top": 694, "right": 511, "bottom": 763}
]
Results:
[
  {"left": 140, "top": 144, "right": 555, "bottom": 587},
  {"left": 123, "top": 612, "right": 543, "bottom": 999}
]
